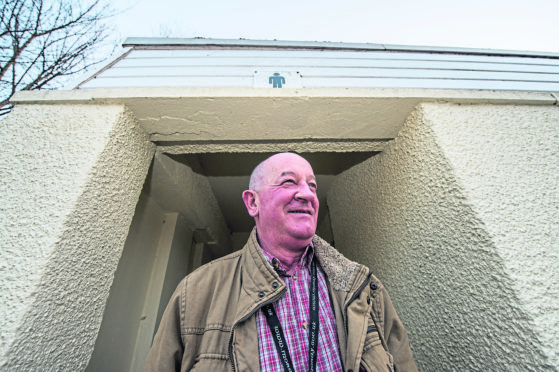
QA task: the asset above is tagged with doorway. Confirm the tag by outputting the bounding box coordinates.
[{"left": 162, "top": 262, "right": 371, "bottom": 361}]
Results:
[{"left": 86, "top": 150, "right": 377, "bottom": 372}]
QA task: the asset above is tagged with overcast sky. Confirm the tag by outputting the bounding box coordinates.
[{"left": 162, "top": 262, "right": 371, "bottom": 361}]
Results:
[{"left": 105, "top": 0, "right": 558, "bottom": 56}]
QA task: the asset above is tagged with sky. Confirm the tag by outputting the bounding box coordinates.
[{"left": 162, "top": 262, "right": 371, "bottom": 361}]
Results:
[{"left": 104, "top": 0, "right": 559, "bottom": 58}]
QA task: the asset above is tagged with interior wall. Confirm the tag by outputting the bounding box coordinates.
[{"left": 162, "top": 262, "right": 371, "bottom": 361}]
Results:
[
  {"left": 86, "top": 193, "right": 196, "bottom": 372},
  {"left": 155, "top": 213, "right": 191, "bottom": 334},
  {"left": 316, "top": 202, "right": 334, "bottom": 245},
  {"left": 87, "top": 191, "right": 169, "bottom": 372},
  {"left": 231, "top": 232, "right": 251, "bottom": 251},
  {"left": 130, "top": 211, "right": 192, "bottom": 372},
  {"left": 89, "top": 153, "right": 235, "bottom": 372},
  {"left": 149, "top": 153, "right": 233, "bottom": 258},
  {"left": 89, "top": 153, "right": 236, "bottom": 372},
  {"left": 327, "top": 103, "right": 558, "bottom": 371}
]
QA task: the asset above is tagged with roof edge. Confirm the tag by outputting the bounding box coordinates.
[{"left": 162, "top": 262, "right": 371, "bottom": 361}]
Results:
[{"left": 122, "top": 37, "right": 559, "bottom": 59}]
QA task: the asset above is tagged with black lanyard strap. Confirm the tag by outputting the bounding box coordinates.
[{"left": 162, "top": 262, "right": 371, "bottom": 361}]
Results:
[
  {"left": 263, "top": 259, "right": 320, "bottom": 372},
  {"left": 308, "top": 258, "right": 319, "bottom": 372}
]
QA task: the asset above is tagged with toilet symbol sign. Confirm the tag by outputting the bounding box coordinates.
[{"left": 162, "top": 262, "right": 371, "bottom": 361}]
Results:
[
  {"left": 269, "top": 73, "right": 286, "bottom": 88},
  {"left": 253, "top": 70, "right": 302, "bottom": 88}
]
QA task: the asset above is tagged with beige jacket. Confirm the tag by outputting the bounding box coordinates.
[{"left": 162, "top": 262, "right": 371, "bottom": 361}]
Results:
[{"left": 143, "top": 229, "right": 417, "bottom": 372}]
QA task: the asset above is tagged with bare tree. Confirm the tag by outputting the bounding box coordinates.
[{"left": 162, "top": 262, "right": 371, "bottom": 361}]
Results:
[{"left": 1, "top": 0, "right": 115, "bottom": 115}]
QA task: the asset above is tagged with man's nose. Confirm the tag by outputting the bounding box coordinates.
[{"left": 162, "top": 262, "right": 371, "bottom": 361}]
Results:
[{"left": 295, "top": 182, "right": 316, "bottom": 200}]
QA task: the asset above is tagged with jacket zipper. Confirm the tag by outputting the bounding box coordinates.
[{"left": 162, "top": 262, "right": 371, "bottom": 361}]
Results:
[
  {"left": 344, "top": 271, "right": 372, "bottom": 336},
  {"left": 228, "top": 290, "right": 286, "bottom": 372},
  {"left": 343, "top": 271, "right": 373, "bottom": 371}
]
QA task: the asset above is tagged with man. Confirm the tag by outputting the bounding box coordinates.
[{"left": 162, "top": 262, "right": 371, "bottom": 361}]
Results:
[{"left": 143, "top": 152, "right": 417, "bottom": 372}]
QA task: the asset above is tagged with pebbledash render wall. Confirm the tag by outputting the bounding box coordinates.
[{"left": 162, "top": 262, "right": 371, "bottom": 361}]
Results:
[
  {"left": 0, "top": 104, "right": 155, "bottom": 370},
  {"left": 1, "top": 89, "right": 558, "bottom": 371},
  {"left": 328, "top": 103, "right": 559, "bottom": 371}
]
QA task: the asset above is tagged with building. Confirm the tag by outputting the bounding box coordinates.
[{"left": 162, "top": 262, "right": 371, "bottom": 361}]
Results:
[{"left": 1, "top": 38, "right": 558, "bottom": 371}]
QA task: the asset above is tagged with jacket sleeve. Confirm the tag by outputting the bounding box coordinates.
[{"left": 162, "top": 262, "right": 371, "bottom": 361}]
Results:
[
  {"left": 381, "top": 287, "right": 418, "bottom": 372},
  {"left": 142, "top": 282, "right": 184, "bottom": 372}
]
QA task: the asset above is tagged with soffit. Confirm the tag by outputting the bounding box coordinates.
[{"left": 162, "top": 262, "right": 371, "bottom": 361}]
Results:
[
  {"left": 13, "top": 88, "right": 556, "bottom": 145},
  {"left": 129, "top": 96, "right": 418, "bottom": 142}
]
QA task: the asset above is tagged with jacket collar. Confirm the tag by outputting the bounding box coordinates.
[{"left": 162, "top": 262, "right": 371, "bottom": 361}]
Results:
[
  {"left": 243, "top": 227, "right": 362, "bottom": 293},
  {"left": 311, "top": 234, "right": 361, "bottom": 292}
]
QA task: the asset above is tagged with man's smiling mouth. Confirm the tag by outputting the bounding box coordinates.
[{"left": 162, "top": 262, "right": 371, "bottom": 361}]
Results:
[{"left": 289, "top": 210, "right": 312, "bottom": 215}]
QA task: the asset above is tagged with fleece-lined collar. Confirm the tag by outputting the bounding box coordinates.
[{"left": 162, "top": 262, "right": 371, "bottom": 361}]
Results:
[{"left": 246, "top": 228, "right": 361, "bottom": 293}]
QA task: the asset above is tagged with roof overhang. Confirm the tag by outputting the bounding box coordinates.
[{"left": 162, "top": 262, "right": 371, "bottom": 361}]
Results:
[
  {"left": 121, "top": 37, "right": 559, "bottom": 58},
  {"left": 12, "top": 88, "right": 558, "bottom": 149}
]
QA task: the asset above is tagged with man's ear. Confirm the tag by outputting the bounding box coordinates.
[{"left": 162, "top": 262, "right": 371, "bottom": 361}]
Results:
[{"left": 242, "top": 190, "right": 259, "bottom": 217}]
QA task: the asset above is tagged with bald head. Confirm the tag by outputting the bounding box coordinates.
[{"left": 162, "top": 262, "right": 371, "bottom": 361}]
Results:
[
  {"left": 248, "top": 159, "right": 266, "bottom": 191},
  {"left": 249, "top": 152, "right": 311, "bottom": 191}
]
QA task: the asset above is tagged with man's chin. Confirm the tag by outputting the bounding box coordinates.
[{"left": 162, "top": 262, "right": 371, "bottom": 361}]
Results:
[{"left": 289, "top": 229, "right": 316, "bottom": 243}]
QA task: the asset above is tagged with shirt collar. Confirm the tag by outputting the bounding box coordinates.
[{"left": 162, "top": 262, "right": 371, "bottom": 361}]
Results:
[{"left": 260, "top": 244, "right": 315, "bottom": 277}]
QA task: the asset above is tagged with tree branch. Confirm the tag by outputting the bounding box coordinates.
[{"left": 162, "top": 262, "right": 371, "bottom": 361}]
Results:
[{"left": 1, "top": 0, "right": 115, "bottom": 115}]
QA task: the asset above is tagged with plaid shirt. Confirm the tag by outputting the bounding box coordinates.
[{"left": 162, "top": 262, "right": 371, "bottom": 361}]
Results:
[{"left": 256, "top": 246, "right": 343, "bottom": 372}]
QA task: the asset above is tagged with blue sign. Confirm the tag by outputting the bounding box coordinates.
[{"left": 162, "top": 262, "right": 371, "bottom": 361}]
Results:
[{"left": 269, "top": 73, "right": 286, "bottom": 88}]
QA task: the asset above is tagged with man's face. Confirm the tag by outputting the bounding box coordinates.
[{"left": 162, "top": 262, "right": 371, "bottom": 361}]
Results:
[{"left": 249, "top": 153, "right": 319, "bottom": 249}]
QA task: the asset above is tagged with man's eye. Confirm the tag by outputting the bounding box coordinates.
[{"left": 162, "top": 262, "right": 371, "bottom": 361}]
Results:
[{"left": 281, "top": 179, "right": 296, "bottom": 185}]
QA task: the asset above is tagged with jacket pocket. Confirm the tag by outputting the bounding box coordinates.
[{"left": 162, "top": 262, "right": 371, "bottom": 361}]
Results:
[
  {"left": 360, "top": 319, "right": 394, "bottom": 372},
  {"left": 190, "top": 353, "right": 230, "bottom": 371}
]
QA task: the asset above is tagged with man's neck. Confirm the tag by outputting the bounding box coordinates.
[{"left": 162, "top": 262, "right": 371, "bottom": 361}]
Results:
[
  {"left": 257, "top": 233, "right": 309, "bottom": 274},
  {"left": 266, "top": 246, "right": 306, "bottom": 274}
]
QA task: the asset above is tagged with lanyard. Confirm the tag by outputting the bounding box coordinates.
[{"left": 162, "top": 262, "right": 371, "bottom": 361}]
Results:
[{"left": 263, "top": 259, "right": 320, "bottom": 372}]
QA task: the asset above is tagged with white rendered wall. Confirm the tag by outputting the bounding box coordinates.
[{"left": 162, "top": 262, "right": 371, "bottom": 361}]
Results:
[
  {"left": 327, "top": 103, "right": 559, "bottom": 371},
  {"left": 0, "top": 104, "right": 155, "bottom": 370}
]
